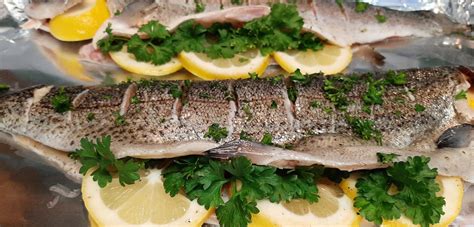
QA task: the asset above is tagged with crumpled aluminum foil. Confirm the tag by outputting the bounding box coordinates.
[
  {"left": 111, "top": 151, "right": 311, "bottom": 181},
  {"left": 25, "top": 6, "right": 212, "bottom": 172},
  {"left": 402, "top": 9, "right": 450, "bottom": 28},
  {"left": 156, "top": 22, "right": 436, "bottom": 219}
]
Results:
[{"left": 3, "top": 0, "right": 27, "bottom": 23}]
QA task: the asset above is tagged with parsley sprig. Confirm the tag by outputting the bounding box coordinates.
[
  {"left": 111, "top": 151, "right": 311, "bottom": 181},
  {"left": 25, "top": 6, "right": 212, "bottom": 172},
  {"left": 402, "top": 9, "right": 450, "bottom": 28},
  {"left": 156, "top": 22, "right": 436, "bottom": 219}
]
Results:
[
  {"left": 162, "top": 156, "right": 322, "bottom": 227},
  {"left": 355, "top": 156, "right": 445, "bottom": 227},
  {"left": 97, "top": 4, "right": 323, "bottom": 65},
  {"left": 70, "top": 136, "right": 143, "bottom": 187}
]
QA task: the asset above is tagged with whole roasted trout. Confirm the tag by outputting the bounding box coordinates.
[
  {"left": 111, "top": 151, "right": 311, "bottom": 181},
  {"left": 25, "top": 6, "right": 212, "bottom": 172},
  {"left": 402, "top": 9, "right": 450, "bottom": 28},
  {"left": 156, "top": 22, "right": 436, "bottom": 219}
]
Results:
[{"left": 1, "top": 67, "right": 474, "bottom": 182}]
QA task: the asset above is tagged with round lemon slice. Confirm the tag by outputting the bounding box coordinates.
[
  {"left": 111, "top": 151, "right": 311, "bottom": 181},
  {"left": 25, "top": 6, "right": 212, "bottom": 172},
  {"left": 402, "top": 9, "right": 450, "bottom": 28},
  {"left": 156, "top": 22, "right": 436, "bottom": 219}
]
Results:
[
  {"left": 49, "top": 0, "right": 110, "bottom": 41},
  {"left": 340, "top": 175, "right": 464, "bottom": 227},
  {"left": 82, "top": 168, "right": 212, "bottom": 226},
  {"left": 178, "top": 50, "right": 270, "bottom": 80},
  {"left": 273, "top": 45, "right": 352, "bottom": 75},
  {"left": 250, "top": 182, "right": 360, "bottom": 227},
  {"left": 109, "top": 47, "right": 183, "bottom": 76}
]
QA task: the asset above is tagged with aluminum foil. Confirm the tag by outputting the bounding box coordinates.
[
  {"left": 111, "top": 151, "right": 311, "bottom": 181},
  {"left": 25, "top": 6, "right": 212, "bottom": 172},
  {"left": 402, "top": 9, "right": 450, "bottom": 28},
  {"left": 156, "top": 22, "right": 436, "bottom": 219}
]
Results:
[{"left": 0, "top": 0, "right": 473, "bottom": 226}]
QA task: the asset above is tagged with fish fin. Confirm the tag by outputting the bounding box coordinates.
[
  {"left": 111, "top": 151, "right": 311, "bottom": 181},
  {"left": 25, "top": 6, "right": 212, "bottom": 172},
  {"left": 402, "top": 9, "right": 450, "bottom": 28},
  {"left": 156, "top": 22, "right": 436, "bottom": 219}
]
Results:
[
  {"left": 352, "top": 44, "right": 385, "bottom": 66},
  {"left": 437, "top": 124, "right": 474, "bottom": 148}
]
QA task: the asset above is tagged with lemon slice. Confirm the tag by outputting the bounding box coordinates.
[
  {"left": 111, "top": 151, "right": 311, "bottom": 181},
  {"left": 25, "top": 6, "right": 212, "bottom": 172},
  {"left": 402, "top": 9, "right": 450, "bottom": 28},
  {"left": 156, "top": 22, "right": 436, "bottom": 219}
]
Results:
[
  {"left": 468, "top": 91, "right": 474, "bottom": 110},
  {"left": 250, "top": 182, "right": 360, "bottom": 227},
  {"left": 49, "top": 0, "right": 110, "bottom": 41},
  {"left": 109, "top": 47, "right": 183, "bottom": 76},
  {"left": 273, "top": 45, "right": 352, "bottom": 75},
  {"left": 339, "top": 175, "right": 464, "bottom": 227},
  {"left": 82, "top": 168, "right": 212, "bottom": 226},
  {"left": 178, "top": 50, "right": 270, "bottom": 80}
]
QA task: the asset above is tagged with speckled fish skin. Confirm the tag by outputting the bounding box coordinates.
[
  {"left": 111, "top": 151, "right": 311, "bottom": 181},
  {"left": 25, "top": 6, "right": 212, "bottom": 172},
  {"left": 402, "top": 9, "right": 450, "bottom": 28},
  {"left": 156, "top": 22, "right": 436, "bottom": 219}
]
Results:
[
  {"left": 0, "top": 67, "right": 473, "bottom": 158},
  {"left": 92, "top": 0, "right": 466, "bottom": 48}
]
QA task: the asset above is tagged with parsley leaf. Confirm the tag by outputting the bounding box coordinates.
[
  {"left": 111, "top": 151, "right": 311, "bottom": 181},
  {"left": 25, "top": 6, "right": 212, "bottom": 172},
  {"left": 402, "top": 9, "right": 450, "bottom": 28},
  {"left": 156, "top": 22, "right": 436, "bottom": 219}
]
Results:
[
  {"left": 239, "top": 131, "right": 254, "bottom": 141},
  {"left": 289, "top": 69, "right": 311, "bottom": 84},
  {"left": 260, "top": 132, "right": 273, "bottom": 145},
  {"left": 96, "top": 23, "right": 127, "bottom": 53},
  {"left": 138, "top": 21, "right": 170, "bottom": 39},
  {"left": 205, "top": 123, "right": 228, "bottom": 142},
  {"left": 323, "top": 76, "right": 358, "bottom": 110},
  {"left": 375, "top": 13, "right": 387, "bottom": 23},
  {"left": 455, "top": 90, "right": 467, "bottom": 100},
  {"left": 355, "top": 156, "right": 445, "bottom": 227},
  {"left": 377, "top": 153, "right": 400, "bottom": 164},
  {"left": 287, "top": 86, "right": 298, "bottom": 103},
  {"left": 70, "top": 136, "right": 143, "bottom": 187},
  {"left": 270, "top": 100, "right": 278, "bottom": 109},
  {"left": 386, "top": 70, "right": 407, "bottom": 86},
  {"left": 346, "top": 116, "right": 382, "bottom": 144},
  {"left": 355, "top": 0, "right": 369, "bottom": 13},
  {"left": 0, "top": 83, "right": 9, "bottom": 92},
  {"left": 162, "top": 156, "right": 322, "bottom": 227},
  {"left": 51, "top": 87, "right": 72, "bottom": 113},
  {"left": 86, "top": 112, "right": 95, "bottom": 122},
  {"left": 194, "top": 0, "right": 205, "bottom": 13},
  {"left": 415, "top": 104, "right": 425, "bottom": 112}
]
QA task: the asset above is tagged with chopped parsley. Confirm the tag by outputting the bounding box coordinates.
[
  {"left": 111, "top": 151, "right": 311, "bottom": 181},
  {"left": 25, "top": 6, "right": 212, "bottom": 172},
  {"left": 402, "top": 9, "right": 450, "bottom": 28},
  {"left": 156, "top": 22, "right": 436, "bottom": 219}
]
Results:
[
  {"left": 270, "top": 100, "right": 278, "bottom": 109},
  {"left": 289, "top": 69, "right": 311, "bottom": 85},
  {"left": 322, "top": 76, "right": 358, "bottom": 110},
  {"left": 194, "top": 0, "right": 205, "bottom": 13},
  {"left": 355, "top": 0, "right": 369, "bottom": 13},
  {"left": 242, "top": 103, "right": 253, "bottom": 120},
  {"left": 199, "top": 92, "right": 211, "bottom": 99},
  {"left": 377, "top": 153, "right": 400, "bottom": 164},
  {"left": 415, "top": 104, "right": 426, "bottom": 112},
  {"left": 162, "top": 156, "right": 322, "bottom": 227},
  {"left": 455, "top": 90, "right": 467, "bottom": 100},
  {"left": 375, "top": 13, "right": 387, "bottom": 23},
  {"left": 355, "top": 156, "right": 445, "bottom": 227},
  {"left": 0, "top": 83, "right": 9, "bottom": 92},
  {"left": 310, "top": 100, "right": 321, "bottom": 109},
  {"left": 239, "top": 131, "right": 254, "bottom": 141},
  {"left": 165, "top": 83, "right": 183, "bottom": 98},
  {"left": 362, "top": 77, "right": 385, "bottom": 112},
  {"left": 97, "top": 4, "right": 323, "bottom": 65},
  {"left": 51, "top": 87, "right": 72, "bottom": 113},
  {"left": 346, "top": 116, "right": 382, "bottom": 144},
  {"left": 69, "top": 136, "right": 143, "bottom": 187},
  {"left": 260, "top": 132, "right": 273, "bottom": 145},
  {"left": 86, "top": 113, "right": 95, "bottom": 122},
  {"left": 248, "top": 72, "right": 259, "bottom": 80},
  {"left": 205, "top": 123, "right": 228, "bottom": 142},
  {"left": 113, "top": 112, "right": 126, "bottom": 126},
  {"left": 287, "top": 86, "right": 298, "bottom": 103},
  {"left": 386, "top": 70, "right": 407, "bottom": 86},
  {"left": 131, "top": 96, "right": 140, "bottom": 104}
]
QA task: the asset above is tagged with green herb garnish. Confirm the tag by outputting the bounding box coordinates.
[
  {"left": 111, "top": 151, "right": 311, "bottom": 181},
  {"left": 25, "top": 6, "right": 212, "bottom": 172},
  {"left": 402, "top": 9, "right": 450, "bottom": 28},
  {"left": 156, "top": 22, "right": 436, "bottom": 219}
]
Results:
[
  {"left": 248, "top": 72, "right": 259, "bottom": 80},
  {"left": 386, "top": 70, "right": 407, "bottom": 85},
  {"left": 86, "top": 113, "right": 95, "bottom": 122},
  {"left": 415, "top": 104, "right": 426, "bottom": 112},
  {"left": 355, "top": 0, "right": 369, "bottom": 13},
  {"left": 289, "top": 69, "right": 310, "bottom": 85},
  {"left": 270, "top": 100, "right": 278, "bottom": 109},
  {"left": 260, "top": 132, "right": 273, "bottom": 145},
  {"left": 194, "top": 0, "right": 205, "bottom": 12},
  {"left": 355, "top": 156, "right": 445, "bottom": 227},
  {"left": 239, "top": 131, "right": 254, "bottom": 141},
  {"left": 346, "top": 116, "right": 382, "bottom": 144},
  {"left": 51, "top": 87, "right": 72, "bottom": 113},
  {"left": 287, "top": 86, "right": 298, "bottom": 103},
  {"left": 70, "top": 136, "right": 143, "bottom": 187},
  {"left": 0, "top": 83, "right": 9, "bottom": 92},
  {"left": 131, "top": 96, "right": 140, "bottom": 104},
  {"left": 375, "top": 13, "right": 387, "bottom": 23},
  {"left": 113, "top": 112, "right": 126, "bottom": 126},
  {"left": 377, "top": 153, "right": 400, "bottom": 164},
  {"left": 243, "top": 103, "right": 253, "bottom": 120},
  {"left": 162, "top": 156, "right": 322, "bottom": 227},
  {"left": 322, "top": 76, "right": 358, "bottom": 110},
  {"left": 455, "top": 90, "right": 467, "bottom": 100},
  {"left": 97, "top": 4, "right": 323, "bottom": 66},
  {"left": 205, "top": 123, "right": 228, "bottom": 142},
  {"left": 310, "top": 100, "right": 321, "bottom": 109}
]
